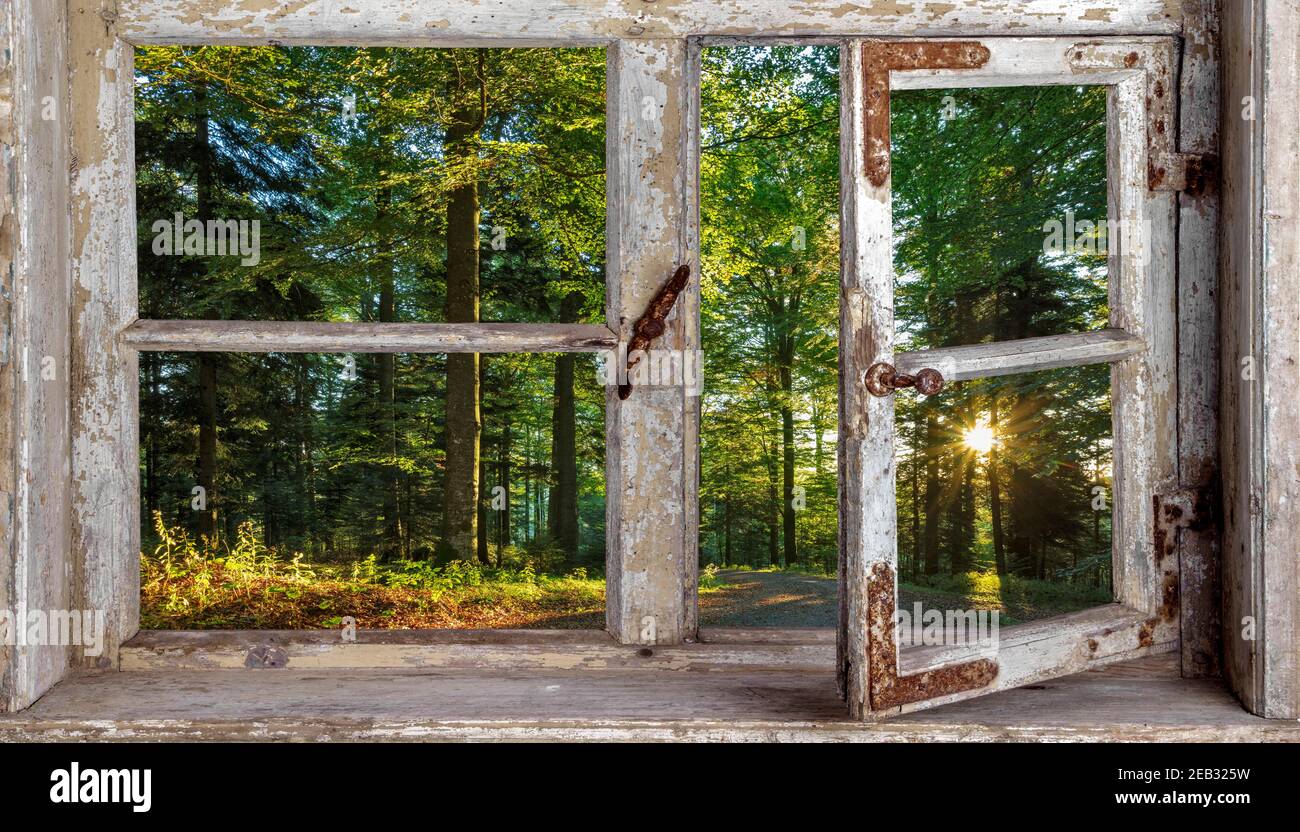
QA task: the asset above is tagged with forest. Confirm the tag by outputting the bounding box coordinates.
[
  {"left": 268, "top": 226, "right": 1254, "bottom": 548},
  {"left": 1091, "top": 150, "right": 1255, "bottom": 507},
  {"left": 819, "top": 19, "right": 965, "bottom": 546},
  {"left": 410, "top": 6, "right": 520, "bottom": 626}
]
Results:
[
  {"left": 137, "top": 44, "right": 1113, "bottom": 630},
  {"left": 696, "top": 48, "right": 1113, "bottom": 615}
]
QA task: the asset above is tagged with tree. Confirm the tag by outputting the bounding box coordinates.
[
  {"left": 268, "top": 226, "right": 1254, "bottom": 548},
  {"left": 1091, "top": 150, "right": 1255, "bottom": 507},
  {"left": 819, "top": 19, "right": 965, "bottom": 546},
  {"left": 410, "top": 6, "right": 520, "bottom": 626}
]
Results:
[{"left": 135, "top": 45, "right": 607, "bottom": 567}]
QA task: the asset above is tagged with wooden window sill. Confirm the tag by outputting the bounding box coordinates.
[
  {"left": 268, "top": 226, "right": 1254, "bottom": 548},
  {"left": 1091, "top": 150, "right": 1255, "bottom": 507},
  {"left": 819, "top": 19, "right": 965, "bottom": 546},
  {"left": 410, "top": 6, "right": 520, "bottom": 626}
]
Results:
[{"left": 0, "top": 633, "right": 1290, "bottom": 742}]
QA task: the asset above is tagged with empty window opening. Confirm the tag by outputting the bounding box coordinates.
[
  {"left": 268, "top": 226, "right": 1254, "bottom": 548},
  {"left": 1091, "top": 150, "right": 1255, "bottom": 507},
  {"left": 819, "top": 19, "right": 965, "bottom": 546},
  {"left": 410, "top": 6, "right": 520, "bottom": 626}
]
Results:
[
  {"left": 140, "top": 351, "right": 607, "bottom": 630},
  {"left": 134, "top": 44, "right": 610, "bottom": 631},
  {"left": 697, "top": 45, "right": 842, "bottom": 627}
]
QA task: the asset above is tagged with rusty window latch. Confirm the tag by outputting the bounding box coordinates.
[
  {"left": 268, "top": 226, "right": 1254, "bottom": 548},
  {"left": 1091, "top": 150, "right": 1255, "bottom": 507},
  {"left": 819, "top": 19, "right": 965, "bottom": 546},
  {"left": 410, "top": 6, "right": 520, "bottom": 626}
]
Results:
[
  {"left": 864, "top": 362, "right": 944, "bottom": 397},
  {"left": 618, "top": 264, "right": 691, "bottom": 400}
]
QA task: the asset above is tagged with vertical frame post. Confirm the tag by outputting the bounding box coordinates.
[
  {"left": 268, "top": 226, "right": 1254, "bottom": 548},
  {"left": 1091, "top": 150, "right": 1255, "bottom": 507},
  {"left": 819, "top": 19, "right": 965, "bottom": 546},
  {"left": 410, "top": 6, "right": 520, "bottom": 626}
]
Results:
[
  {"left": 69, "top": 1, "right": 140, "bottom": 669},
  {"left": 605, "top": 38, "right": 696, "bottom": 645},
  {"left": 1220, "top": 0, "right": 1300, "bottom": 718},
  {"left": 0, "top": 0, "right": 73, "bottom": 711}
]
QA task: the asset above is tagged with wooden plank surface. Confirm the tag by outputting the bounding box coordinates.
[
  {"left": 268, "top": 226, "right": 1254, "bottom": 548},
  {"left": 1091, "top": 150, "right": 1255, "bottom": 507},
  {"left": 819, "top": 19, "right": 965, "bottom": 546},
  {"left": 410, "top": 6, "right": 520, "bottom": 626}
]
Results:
[
  {"left": 1175, "top": 0, "right": 1222, "bottom": 679},
  {"left": 895, "top": 329, "right": 1144, "bottom": 383},
  {"left": 1105, "top": 64, "right": 1180, "bottom": 621},
  {"left": 121, "top": 320, "right": 618, "bottom": 353},
  {"left": 0, "top": 0, "right": 73, "bottom": 712},
  {"left": 1, "top": 656, "right": 1291, "bottom": 742},
  {"left": 1219, "top": 0, "right": 1300, "bottom": 719},
  {"left": 116, "top": 1, "right": 1184, "bottom": 45},
  {"left": 119, "top": 629, "right": 835, "bottom": 672},
  {"left": 603, "top": 39, "right": 694, "bottom": 645},
  {"left": 837, "top": 38, "right": 888, "bottom": 718},
  {"left": 69, "top": 1, "right": 140, "bottom": 674}
]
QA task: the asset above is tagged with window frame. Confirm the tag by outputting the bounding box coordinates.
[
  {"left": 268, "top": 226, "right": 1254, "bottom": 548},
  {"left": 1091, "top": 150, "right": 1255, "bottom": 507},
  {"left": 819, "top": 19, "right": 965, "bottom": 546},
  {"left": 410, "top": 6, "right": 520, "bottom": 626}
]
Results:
[
  {"left": 41, "top": 0, "right": 1214, "bottom": 721},
  {"left": 837, "top": 36, "right": 1182, "bottom": 718}
]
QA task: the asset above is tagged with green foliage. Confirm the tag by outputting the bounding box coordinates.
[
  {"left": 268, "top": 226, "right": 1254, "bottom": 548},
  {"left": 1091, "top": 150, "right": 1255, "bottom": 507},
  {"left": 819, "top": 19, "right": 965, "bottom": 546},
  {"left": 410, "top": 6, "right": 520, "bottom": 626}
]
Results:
[
  {"left": 700, "top": 51, "right": 1114, "bottom": 606},
  {"left": 142, "top": 516, "right": 605, "bottom": 629},
  {"left": 699, "top": 46, "right": 841, "bottom": 574},
  {"left": 698, "top": 563, "right": 727, "bottom": 592},
  {"left": 136, "top": 46, "right": 609, "bottom": 580},
  {"left": 138, "top": 43, "right": 1121, "bottom": 628}
]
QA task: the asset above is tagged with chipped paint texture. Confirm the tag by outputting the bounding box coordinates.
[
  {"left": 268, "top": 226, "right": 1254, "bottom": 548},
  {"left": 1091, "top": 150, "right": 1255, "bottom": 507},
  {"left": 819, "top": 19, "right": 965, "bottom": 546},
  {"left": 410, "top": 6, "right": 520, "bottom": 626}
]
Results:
[
  {"left": 0, "top": 0, "right": 73, "bottom": 713},
  {"left": 1219, "top": 0, "right": 1300, "bottom": 719},
  {"left": 68, "top": 1, "right": 140, "bottom": 672},
  {"left": 1068, "top": 41, "right": 1215, "bottom": 193},
  {"left": 121, "top": 320, "right": 619, "bottom": 353},
  {"left": 116, "top": 0, "right": 1182, "bottom": 43},
  {"left": 605, "top": 39, "right": 692, "bottom": 644},
  {"left": 118, "top": 630, "right": 835, "bottom": 671}
]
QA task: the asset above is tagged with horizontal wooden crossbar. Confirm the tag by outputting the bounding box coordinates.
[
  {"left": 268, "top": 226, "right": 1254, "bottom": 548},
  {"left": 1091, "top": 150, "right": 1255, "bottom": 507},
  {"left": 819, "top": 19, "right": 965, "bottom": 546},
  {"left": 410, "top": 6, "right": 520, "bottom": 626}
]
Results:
[
  {"left": 895, "top": 328, "right": 1144, "bottom": 383},
  {"left": 120, "top": 320, "right": 619, "bottom": 353},
  {"left": 116, "top": 1, "right": 1182, "bottom": 46}
]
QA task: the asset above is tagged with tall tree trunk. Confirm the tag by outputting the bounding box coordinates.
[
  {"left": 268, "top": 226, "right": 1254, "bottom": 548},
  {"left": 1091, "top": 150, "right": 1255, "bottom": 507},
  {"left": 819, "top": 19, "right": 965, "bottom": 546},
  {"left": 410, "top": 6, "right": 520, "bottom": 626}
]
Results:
[
  {"left": 764, "top": 430, "right": 780, "bottom": 566},
  {"left": 477, "top": 438, "right": 491, "bottom": 564},
  {"left": 193, "top": 79, "right": 219, "bottom": 543},
  {"left": 779, "top": 339, "right": 797, "bottom": 568},
  {"left": 910, "top": 431, "right": 921, "bottom": 581},
  {"left": 376, "top": 181, "right": 402, "bottom": 561},
  {"left": 440, "top": 56, "right": 484, "bottom": 562},
  {"left": 724, "top": 482, "right": 733, "bottom": 566},
  {"left": 144, "top": 353, "right": 159, "bottom": 525},
  {"left": 537, "top": 478, "right": 545, "bottom": 542},
  {"left": 1093, "top": 440, "right": 1102, "bottom": 553},
  {"left": 523, "top": 430, "right": 532, "bottom": 544},
  {"left": 810, "top": 398, "right": 825, "bottom": 477},
  {"left": 197, "top": 355, "right": 219, "bottom": 542},
  {"left": 476, "top": 356, "right": 491, "bottom": 564},
  {"left": 498, "top": 413, "right": 512, "bottom": 556},
  {"left": 550, "top": 292, "right": 582, "bottom": 563},
  {"left": 947, "top": 291, "right": 977, "bottom": 574},
  {"left": 292, "top": 354, "right": 312, "bottom": 547},
  {"left": 922, "top": 413, "right": 941, "bottom": 575},
  {"left": 955, "top": 454, "right": 975, "bottom": 573},
  {"left": 989, "top": 397, "right": 1007, "bottom": 576}
]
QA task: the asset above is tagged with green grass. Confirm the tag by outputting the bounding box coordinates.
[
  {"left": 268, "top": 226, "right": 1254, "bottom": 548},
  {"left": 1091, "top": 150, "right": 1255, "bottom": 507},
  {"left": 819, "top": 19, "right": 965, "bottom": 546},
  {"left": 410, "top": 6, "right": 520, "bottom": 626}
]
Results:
[
  {"left": 142, "top": 516, "right": 606, "bottom": 629},
  {"left": 143, "top": 516, "right": 735, "bottom": 629}
]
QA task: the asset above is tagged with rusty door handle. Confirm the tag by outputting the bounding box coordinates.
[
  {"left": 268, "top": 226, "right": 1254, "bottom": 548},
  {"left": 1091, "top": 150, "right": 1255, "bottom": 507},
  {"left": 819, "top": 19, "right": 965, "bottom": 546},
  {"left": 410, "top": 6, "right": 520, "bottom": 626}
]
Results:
[{"left": 864, "top": 362, "right": 944, "bottom": 397}]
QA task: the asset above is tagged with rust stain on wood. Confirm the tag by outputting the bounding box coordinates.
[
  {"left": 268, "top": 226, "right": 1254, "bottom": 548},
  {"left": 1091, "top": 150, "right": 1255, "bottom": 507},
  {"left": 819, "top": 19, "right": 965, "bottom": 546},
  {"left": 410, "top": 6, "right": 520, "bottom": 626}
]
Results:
[
  {"left": 1180, "top": 152, "right": 1219, "bottom": 197},
  {"left": 862, "top": 41, "right": 990, "bottom": 188},
  {"left": 618, "top": 263, "right": 690, "bottom": 400},
  {"left": 1153, "top": 481, "right": 1219, "bottom": 622},
  {"left": 1138, "top": 618, "right": 1158, "bottom": 648},
  {"left": 865, "top": 562, "right": 997, "bottom": 711}
]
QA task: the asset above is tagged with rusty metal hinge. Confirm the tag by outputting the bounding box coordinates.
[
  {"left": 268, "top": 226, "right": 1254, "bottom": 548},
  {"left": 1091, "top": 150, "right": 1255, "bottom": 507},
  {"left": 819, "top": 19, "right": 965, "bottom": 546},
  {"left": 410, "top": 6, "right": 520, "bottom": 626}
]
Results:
[
  {"left": 1154, "top": 481, "right": 1219, "bottom": 560},
  {"left": 1151, "top": 152, "right": 1219, "bottom": 196},
  {"left": 1151, "top": 481, "right": 1218, "bottom": 625}
]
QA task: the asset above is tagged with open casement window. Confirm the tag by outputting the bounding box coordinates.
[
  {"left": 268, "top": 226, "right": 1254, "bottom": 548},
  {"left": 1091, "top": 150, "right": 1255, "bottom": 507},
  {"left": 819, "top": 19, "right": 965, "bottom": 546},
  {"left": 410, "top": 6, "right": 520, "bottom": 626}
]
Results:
[{"left": 837, "top": 37, "right": 1182, "bottom": 718}]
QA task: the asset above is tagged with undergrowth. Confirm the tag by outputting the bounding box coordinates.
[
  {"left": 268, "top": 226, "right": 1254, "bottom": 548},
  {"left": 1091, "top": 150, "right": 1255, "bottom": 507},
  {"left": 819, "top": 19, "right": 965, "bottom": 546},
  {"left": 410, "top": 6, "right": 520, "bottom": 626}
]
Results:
[{"left": 142, "top": 514, "right": 605, "bottom": 629}]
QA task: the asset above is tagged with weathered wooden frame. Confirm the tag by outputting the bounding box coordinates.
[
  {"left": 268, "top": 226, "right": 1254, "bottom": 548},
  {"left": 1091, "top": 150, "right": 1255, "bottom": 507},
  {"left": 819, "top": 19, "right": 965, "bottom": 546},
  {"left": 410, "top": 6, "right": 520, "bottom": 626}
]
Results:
[
  {"left": 838, "top": 37, "right": 1181, "bottom": 718},
  {"left": 1219, "top": 0, "right": 1300, "bottom": 718},
  {"left": 5, "top": 0, "right": 1251, "bottom": 720}
]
